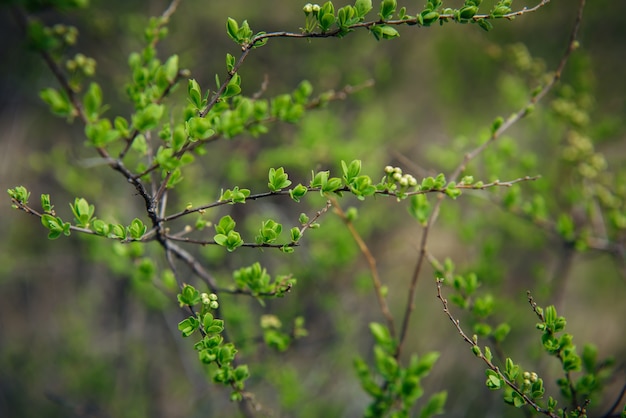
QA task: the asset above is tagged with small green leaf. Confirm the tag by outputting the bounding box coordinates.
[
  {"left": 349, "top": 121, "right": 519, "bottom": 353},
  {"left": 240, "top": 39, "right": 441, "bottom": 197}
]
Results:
[
  {"left": 221, "top": 73, "right": 242, "bottom": 99},
  {"left": 369, "top": 322, "right": 392, "bottom": 348},
  {"left": 162, "top": 54, "right": 179, "bottom": 82},
  {"left": 419, "top": 391, "right": 447, "bottom": 418},
  {"left": 477, "top": 18, "right": 493, "bottom": 31},
  {"left": 40, "top": 194, "right": 53, "bottom": 213},
  {"left": 215, "top": 215, "right": 236, "bottom": 235},
  {"left": 83, "top": 82, "right": 103, "bottom": 122},
  {"left": 226, "top": 53, "right": 236, "bottom": 73},
  {"left": 70, "top": 197, "right": 95, "bottom": 227},
  {"left": 8, "top": 186, "right": 31, "bottom": 205},
  {"left": 128, "top": 218, "right": 147, "bottom": 239},
  {"left": 289, "top": 184, "right": 308, "bottom": 202},
  {"left": 290, "top": 227, "right": 301, "bottom": 242},
  {"left": 485, "top": 370, "right": 502, "bottom": 389},
  {"left": 178, "top": 317, "right": 200, "bottom": 337},
  {"left": 40, "top": 88, "right": 72, "bottom": 117},
  {"left": 370, "top": 24, "right": 399, "bottom": 40},
  {"left": 379, "top": 0, "right": 397, "bottom": 20},
  {"left": 409, "top": 194, "right": 431, "bottom": 225},
  {"left": 187, "top": 79, "right": 205, "bottom": 109},
  {"left": 268, "top": 167, "right": 292, "bottom": 192},
  {"left": 41, "top": 214, "right": 71, "bottom": 240},
  {"left": 132, "top": 103, "right": 164, "bottom": 131},
  {"left": 355, "top": 0, "right": 373, "bottom": 18},
  {"left": 186, "top": 116, "right": 215, "bottom": 141},
  {"left": 226, "top": 17, "right": 240, "bottom": 43}
]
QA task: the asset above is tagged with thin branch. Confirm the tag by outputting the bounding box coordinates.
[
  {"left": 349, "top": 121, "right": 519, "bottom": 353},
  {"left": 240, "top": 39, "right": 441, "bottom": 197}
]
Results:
[
  {"left": 395, "top": 0, "right": 586, "bottom": 360},
  {"left": 602, "top": 382, "right": 626, "bottom": 418},
  {"left": 330, "top": 197, "right": 396, "bottom": 338},
  {"left": 247, "top": 1, "right": 551, "bottom": 46},
  {"left": 437, "top": 280, "right": 559, "bottom": 417},
  {"left": 133, "top": 80, "right": 375, "bottom": 180},
  {"left": 164, "top": 235, "right": 299, "bottom": 249},
  {"left": 163, "top": 175, "right": 538, "bottom": 223}
]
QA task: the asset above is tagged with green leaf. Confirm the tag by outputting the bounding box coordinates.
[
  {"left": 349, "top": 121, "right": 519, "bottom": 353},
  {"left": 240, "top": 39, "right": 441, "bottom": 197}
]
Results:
[
  {"left": 458, "top": 5, "right": 478, "bottom": 20},
  {"left": 214, "top": 230, "right": 243, "bottom": 251},
  {"left": 221, "top": 73, "right": 242, "bottom": 99},
  {"left": 83, "top": 82, "right": 103, "bottom": 122},
  {"left": 342, "top": 159, "right": 361, "bottom": 181},
  {"left": 444, "top": 182, "right": 462, "bottom": 199},
  {"left": 177, "top": 284, "right": 201, "bottom": 306},
  {"left": 485, "top": 370, "right": 502, "bottom": 389},
  {"left": 289, "top": 184, "right": 308, "bottom": 202},
  {"left": 373, "top": 345, "right": 398, "bottom": 379},
  {"left": 556, "top": 213, "right": 575, "bottom": 241},
  {"left": 370, "top": 24, "right": 399, "bottom": 41},
  {"left": 290, "top": 227, "right": 301, "bottom": 242},
  {"left": 154, "top": 146, "right": 180, "bottom": 171},
  {"left": 70, "top": 197, "right": 95, "bottom": 227},
  {"left": 409, "top": 194, "right": 431, "bottom": 225},
  {"left": 226, "top": 53, "right": 236, "bottom": 73},
  {"left": 317, "top": 2, "right": 336, "bottom": 32},
  {"left": 8, "top": 186, "right": 30, "bottom": 205},
  {"left": 257, "top": 219, "right": 282, "bottom": 244},
  {"left": 226, "top": 17, "right": 240, "bottom": 43},
  {"left": 40, "top": 194, "right": 53, "bottom": 213},
  {"left": 215, "top": 215, "right": 236, "bottom": 235},
  {"left": 127, "top": 218, "right": 147, "bottom": 239},
  {"left": 40, "top": 87, "right": 73, "bottom": 117},
  {"left": 110, "top": 224, "right": 126, "bottom": 239},
  {"left": 186, "top": 116, "right": 215, "bottom": 141},
  {"left": 187, "top": 79, "right": 205, "bottom": 109},
  {"left": 369, "top": 322, "right": 393, "bottom": 350},
  {"left": 493, "top": 323, "right": 511, "bottom": 343},
  {"left": 409, "top": 352, "right": 440, "bottom": 377},
  {"left": 419, "top": 391, "right": 447, "bottom": 418},
  {"left": 379, "top": 0, "right": 397, "bottom": 20},
  {"left": 355, "top": 0, "right": 373, "bottom": 18},
  {"left": 41, "top": 214, "right": 71, "bottom": 240},
  {"left": 178, "top": 317, "right": 200, "bottom": 337},
  {"left": 421, "top": 11, "right": 440, "bottom": 26},
  {"left": 268, "top": 167, "right": 292, "bottom": 192},
  {"left": 132, "top": 103, "right": 164, "bottom": 131},
  {"left": 85, "top": 118, "right": 120, "bottom": 147},
  {"left": 162, "top": 54, "right": 179, "bottom": 83}
]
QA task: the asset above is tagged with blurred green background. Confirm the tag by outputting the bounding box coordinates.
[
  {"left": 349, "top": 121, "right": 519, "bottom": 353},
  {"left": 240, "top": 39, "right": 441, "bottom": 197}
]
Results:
[{"left": 1, "top": 1, "right": 625, "bottom": 417}]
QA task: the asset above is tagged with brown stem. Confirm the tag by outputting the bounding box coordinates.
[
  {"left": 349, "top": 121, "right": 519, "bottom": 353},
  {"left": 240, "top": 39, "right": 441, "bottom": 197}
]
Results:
[{"left": 330, "top": 198, "right": 396, "bottom": 338}]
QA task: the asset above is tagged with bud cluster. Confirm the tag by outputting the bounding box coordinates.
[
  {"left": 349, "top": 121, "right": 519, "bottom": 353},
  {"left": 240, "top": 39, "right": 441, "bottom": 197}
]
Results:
[
  {"left": 384, "top": 165, "right": 418, "bottom": 187},
  {"left": 201, "top": 292, "right": 219, "bottom": 310},
  {"left": 303, "top": 3, "right": 322, "bottom": 15}
]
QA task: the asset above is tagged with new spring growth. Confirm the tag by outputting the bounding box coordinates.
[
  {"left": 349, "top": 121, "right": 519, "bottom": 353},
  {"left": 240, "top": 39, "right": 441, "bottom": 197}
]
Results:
[
  {"left": 303, "top": 3, "right": 321, "bottom": 16},
  {"left": 201, "top": 292, "right": 219, "bottom": 310},
  {"left": 384, "top": 165, "right": 418, "bottom": 187},
  {"left": 522, "top": 371, "right": 539, "bottom": 386}
]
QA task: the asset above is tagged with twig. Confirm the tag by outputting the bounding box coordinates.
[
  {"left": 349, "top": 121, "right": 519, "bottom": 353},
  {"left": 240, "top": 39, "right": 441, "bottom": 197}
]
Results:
[
  {"left": 437, "top": 280, "right": 559, "bottom": 417},
  {"left": 330, "top": 197, "right": 396, "bottom": 338},
  {"left": 602, "top": 382, "right": 626, "bottom": 418},
  {"left": 247, "top": 1, "right": 551, "bottom": 45},
  {"left": 133, "top": 80, "right": 375, "bottom": 180}
]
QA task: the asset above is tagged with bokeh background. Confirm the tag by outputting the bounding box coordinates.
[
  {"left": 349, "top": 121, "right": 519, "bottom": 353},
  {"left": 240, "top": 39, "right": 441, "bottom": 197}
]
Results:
[{"left": 1, "top": 1, "right": 625, "bottom": 417}]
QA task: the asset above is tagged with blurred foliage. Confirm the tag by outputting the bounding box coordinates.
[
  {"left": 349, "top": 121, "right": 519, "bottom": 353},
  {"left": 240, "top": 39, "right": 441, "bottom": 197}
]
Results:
[{"left": 1, "top": 0, "right": 626, "bottom": 417}]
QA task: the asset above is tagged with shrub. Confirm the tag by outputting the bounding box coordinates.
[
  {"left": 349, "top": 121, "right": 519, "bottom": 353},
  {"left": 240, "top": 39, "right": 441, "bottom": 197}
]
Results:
[{"left": 4, "top": 0, "right": 626, "bottom": 417}]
